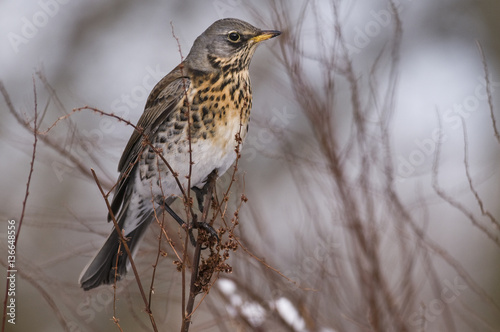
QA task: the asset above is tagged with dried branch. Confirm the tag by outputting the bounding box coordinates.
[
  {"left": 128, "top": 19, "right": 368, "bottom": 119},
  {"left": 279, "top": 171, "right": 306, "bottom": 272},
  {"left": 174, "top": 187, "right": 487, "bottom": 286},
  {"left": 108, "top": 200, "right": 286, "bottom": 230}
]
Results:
[
  {"left": 432, "top": 117, "right": 500, "bottom": 247},
  {"left": 113, "top": 242, "right": 124, "bottom": 332},
  {"left": 1, "top": 78, "right": 39, "bottom": 332},
  {"left": 476, "top": 41, "right": 500, "bottom": 144},
  {"left": 169, "top": 22, "right": 193, "bottom": 326},
  {"left": 460, "top": 118, "right": 500, "bottom": 230},
  {"left": 91, "top": 168, "right": 159, "bottom": 332},
  {"left": 0, "top": 256, "right": 70, "bottom": 332},
  {"left": 430, "top": 113, "right": 500, "bottom": 312},
  {"left": 181, "top": 172, "right": 218, "bottom": 332}
]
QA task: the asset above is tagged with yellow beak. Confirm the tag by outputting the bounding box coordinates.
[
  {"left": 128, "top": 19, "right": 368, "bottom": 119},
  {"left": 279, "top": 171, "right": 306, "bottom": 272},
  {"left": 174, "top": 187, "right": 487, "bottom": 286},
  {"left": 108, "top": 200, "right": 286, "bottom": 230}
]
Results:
[{"left": 251, "top": 30, "right": 281, "bottom": 43}]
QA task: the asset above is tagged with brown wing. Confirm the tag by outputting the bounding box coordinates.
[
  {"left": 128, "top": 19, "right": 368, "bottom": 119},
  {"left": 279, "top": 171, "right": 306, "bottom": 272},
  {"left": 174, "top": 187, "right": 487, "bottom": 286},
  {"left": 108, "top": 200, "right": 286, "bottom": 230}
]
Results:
[{"left": 108, "top": 64, "right": 191, "bottom": 221}]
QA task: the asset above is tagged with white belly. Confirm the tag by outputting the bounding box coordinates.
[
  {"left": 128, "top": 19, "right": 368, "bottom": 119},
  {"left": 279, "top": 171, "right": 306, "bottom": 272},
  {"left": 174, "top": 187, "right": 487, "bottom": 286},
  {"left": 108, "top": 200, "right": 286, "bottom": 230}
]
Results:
[{"left": 135, "top": 114, "right": 245, "bottom": 202}]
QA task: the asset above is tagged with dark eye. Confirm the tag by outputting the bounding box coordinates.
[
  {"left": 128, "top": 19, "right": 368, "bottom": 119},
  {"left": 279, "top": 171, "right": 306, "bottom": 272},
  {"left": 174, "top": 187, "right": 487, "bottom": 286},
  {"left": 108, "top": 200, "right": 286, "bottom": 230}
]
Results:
[{"left": 228, "top": 32, "right": 240, "bottom": 42}]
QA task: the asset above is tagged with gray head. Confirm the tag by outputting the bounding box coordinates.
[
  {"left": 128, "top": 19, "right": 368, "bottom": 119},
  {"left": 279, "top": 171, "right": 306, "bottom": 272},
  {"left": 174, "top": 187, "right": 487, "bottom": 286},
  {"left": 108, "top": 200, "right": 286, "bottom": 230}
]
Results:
[{"left": 185, "top": 18, "right": 281, "bottom": 73}]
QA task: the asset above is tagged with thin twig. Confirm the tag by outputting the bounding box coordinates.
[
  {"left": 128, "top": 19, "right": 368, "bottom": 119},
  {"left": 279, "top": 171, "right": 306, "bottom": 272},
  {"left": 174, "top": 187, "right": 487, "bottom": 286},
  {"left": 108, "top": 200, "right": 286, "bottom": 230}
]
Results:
[
  {"left": 148, "top": 160, "right": 169, "bottom": 313},
  {"left": 41, "top": 106, "right": 195, "bottom": 214},
  {"left": 181, "top": 172, "right": 218, "bottom": 332},
  {"left": 1, "top": 78, "right": 39, "bottom": 332},
  {"left": 0, "top": 257, "right": 70, "bottom": 331},
  {"left": 170, "top": 21, "right": 193, "bottom": 328},
  {"left": 17, "top": 76, "right": 38, "bottom": 245},
  {"left": 37, "top": 70, "right": 115, "bottom": 181},
  {"left": 2, "top": 81, "right": 113, "bottom": 189},
  {"left": 91, "top": 169, "right": 159, "bottom": 332},
  {"left": 476, "top": 41, "right": 500, "bottom": 143},
  {"left": 432, "top": 116, "right": 500, "bottom": 246},
  {"left": 460, "top": 117, "right": 500, "bottom": 230},
  {"left": 112, "top": 242, "right": 123, "bottom": 331}
]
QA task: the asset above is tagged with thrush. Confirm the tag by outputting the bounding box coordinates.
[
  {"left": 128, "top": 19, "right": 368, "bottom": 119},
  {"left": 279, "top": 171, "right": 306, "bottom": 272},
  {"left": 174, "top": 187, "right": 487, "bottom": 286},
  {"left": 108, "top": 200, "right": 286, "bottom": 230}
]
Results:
[{"left": 79, "top": 18, "right": 280, "bottom": 290}]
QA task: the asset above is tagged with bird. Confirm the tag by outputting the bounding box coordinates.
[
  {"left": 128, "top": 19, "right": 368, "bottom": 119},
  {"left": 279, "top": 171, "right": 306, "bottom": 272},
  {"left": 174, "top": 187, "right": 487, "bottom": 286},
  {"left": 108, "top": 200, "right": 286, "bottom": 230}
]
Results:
[{"left": 79, "top": 18, "right": 281, "bottom": 290}]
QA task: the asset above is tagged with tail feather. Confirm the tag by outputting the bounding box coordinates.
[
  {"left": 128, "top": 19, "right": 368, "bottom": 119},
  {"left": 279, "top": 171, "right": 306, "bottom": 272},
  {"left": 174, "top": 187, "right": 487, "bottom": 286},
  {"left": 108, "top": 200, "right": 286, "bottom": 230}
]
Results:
[{"left": 79, "top": 210, "right": 153, "bottom": 291}]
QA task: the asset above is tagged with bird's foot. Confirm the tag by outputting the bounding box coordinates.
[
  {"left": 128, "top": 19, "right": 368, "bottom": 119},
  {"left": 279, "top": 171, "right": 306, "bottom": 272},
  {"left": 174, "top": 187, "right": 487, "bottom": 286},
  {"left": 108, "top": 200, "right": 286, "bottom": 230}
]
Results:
[
  {"left": 192, "top": 170, "right": 218, "bottom": 213},
  {"left": 192, "top": 186, "right": 207, "bottom": 214},
  {"left": 192, "top": 220, "right": 219, "bottom": 244},
  {"left": 162, "top": 200, "right": 218, "bottom": 247}
]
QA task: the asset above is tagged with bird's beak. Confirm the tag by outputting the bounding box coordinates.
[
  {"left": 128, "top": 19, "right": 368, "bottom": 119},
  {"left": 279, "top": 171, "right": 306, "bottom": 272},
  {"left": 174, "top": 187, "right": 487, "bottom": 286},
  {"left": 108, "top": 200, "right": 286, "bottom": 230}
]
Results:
[{"left": 251, "top": 30, "right": 281, "bottom": 43}]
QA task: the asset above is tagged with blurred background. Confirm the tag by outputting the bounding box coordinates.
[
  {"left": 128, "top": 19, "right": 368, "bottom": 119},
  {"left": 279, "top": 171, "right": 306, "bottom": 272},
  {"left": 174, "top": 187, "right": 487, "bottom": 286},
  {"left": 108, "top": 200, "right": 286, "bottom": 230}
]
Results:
[{"left": 1, "top": 0, "right": 500, "bottom": 331}]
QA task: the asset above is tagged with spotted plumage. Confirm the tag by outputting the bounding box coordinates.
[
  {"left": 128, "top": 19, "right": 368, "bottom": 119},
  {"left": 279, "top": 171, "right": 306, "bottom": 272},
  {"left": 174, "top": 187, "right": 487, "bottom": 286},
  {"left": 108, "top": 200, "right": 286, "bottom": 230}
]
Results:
[{"left": 79, "top": 18, "right": 280, "bottom": 290}]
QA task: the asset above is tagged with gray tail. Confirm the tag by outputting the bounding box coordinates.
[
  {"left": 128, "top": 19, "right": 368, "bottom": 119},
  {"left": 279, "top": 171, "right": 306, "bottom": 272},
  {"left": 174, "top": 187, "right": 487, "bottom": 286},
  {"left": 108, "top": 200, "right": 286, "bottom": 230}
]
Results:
[{"left": 79, "top": 209, "right": 153, "bottom": 291}]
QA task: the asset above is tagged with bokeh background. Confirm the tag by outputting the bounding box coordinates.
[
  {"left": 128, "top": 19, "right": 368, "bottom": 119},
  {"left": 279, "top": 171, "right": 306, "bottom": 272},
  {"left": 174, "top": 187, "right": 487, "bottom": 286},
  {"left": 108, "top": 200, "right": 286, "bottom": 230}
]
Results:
[{"left": 1, "top": 0, "right": 500, "bottom": 331}]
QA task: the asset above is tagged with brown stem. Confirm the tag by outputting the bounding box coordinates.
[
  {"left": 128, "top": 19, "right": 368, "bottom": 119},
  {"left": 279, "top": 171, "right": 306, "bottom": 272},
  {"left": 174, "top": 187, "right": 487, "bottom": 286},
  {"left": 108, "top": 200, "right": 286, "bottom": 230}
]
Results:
[
  {"left": 181, "top": 171, "right": 218, "bottom": 332},
  {"left": 91, "top": 169, "right": 159, "bottom": 332},
  {"left": 1, "top": 78, "right": 38, "bottom": 332}
]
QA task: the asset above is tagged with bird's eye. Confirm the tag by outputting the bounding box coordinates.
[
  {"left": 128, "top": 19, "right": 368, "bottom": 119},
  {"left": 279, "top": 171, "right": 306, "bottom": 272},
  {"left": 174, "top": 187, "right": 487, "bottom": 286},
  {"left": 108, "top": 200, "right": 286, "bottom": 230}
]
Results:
[{"left": 228, "top": 32, "right": 241, "bottom": 42}]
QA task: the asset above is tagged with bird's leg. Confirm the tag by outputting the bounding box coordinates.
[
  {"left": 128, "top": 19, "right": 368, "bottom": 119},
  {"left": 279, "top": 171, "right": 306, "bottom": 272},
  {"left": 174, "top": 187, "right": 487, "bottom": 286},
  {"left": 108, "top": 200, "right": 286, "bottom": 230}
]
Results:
[
  {"left": 191, "top": 170, "right": 219, "bottom": 242},
  {"left": 162, "top": 201, "right": 217, "bottom": 246},
  {"left": 191, "top": 186, "right": 206, "bottom": 214},
  {"left": 192, "top": 182, "right": 210, "bottom": 214},
  {"left": 192, "top": 169, "right": 218, "bottom": 213},
  {"left": 161, "top": 169, "right": 218, "bottom": 245},
  {"left": 163, "top": 202, "right": 197, "bottom": 245}
]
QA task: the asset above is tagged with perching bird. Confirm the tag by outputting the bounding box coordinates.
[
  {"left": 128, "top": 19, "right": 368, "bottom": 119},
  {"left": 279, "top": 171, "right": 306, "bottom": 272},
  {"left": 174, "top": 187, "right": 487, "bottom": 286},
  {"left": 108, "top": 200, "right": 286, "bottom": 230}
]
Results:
[{"left": 79, "top": 18, "right": 280, "bottom": 290}]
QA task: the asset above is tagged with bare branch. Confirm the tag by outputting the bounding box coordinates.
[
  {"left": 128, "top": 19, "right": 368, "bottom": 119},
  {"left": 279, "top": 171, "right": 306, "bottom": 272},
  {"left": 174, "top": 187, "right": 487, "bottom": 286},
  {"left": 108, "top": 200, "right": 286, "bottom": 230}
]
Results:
[
  {"left": 91, "top": 169, "right": 159, "bottom": 332},
  {"left": 1, "top": 77, "right": 39, "bottom": 332},
  {"left": 476, "top": 41, "right": 500, "bottom": 144}
]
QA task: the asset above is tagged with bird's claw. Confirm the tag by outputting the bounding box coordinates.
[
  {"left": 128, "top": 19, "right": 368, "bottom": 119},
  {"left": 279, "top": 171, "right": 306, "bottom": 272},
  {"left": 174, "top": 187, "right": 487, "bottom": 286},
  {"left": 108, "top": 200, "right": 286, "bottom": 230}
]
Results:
[{"left": 186, "top": 221, "right": 218, "bottom": 247}]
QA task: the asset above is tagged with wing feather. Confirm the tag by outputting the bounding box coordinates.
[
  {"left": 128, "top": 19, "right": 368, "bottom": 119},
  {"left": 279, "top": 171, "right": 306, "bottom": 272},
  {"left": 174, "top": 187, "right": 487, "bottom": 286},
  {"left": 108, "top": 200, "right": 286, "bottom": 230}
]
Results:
[{"left": 108, "top": 64, "right": 191, "bottom": 221}]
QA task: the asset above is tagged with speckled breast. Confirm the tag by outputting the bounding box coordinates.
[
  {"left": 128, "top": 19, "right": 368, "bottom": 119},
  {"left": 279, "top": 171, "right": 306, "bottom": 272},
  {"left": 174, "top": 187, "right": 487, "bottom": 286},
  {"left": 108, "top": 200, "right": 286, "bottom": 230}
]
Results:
[{"left": 138, "top": 69, "right": 252, "bottom": 195}]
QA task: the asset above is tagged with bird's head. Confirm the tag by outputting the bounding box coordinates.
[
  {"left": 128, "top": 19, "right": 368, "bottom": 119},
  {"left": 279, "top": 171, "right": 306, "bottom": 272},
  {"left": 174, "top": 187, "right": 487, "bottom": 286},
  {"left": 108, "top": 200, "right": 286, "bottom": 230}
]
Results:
[{"left": 185, "top": 18, "right": 281, "bottom": 73}]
